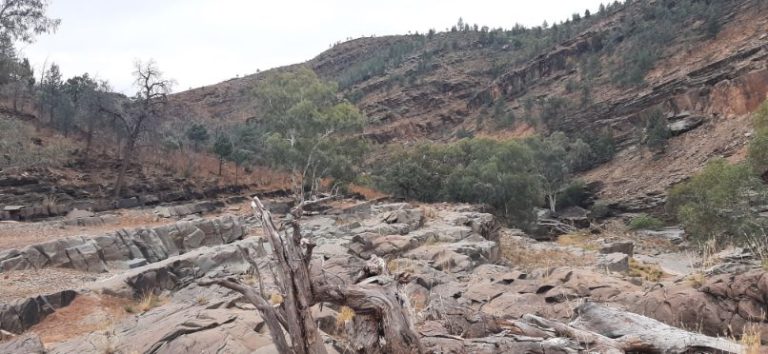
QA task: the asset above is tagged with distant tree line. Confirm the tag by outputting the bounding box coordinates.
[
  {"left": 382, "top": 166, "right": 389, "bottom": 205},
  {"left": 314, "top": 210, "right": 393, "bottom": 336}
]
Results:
[{"left": 372, "top": 131, "right": 613, "bottom": 229}]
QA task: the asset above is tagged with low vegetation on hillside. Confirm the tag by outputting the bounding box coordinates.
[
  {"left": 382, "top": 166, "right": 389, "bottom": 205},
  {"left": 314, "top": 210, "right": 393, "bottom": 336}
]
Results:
[{"left": 669, "top": 101, "right": 768, "bottom": 246}]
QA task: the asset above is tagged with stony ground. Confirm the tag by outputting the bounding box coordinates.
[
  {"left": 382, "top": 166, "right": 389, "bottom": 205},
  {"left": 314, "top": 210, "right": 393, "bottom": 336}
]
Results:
[{"left": 0, "top": 198, "right": 764, "bottom": 353}]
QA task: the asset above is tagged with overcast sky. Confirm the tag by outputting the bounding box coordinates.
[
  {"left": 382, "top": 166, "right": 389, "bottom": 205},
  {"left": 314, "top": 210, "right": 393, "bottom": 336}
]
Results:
[{"left": 18, "top": 0, "right": 606, "bottom": 94}]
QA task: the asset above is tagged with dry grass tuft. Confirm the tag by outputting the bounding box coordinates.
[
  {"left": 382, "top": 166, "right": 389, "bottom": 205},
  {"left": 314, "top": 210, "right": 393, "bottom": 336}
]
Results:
[
  {"left": 628, "top": 258, "right": 665, "bottom": 282},
  {"left": 557, "top": 232, "right": 598, "bottom": 251},
  {"left": 688, "top": 272, "right": 706, "bottom": 289},
  {"left": 419, "top": 205, "right": 439, "bottom": 221},
  {"left": 136, "top": 293, "right": 166, "bottom": 313},
  {"left": 336, "top": 306, "right": 356, "bottom": 327},
  {"left": 740, "top": 324, "right": 763, "bottom": 354},
  {"left": 195, "top": 295, "right": 209, "bottom": 306},
  {"left": 270, "top": 293, "right": 284, "bottom": 305},
  {"left": 500, "top": 232, "right": 594, "bottom": 272},
  {"left": 387, "top": 259, "right": 417, "bottom": 275}
]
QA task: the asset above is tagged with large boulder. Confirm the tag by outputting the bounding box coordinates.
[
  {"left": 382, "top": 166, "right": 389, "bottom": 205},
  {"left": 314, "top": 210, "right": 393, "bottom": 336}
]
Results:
[
  {"left": 65, "top": 242, "right": 107, "bottom": 273},
  {"left": 631, "top": 269, "right": 768, "bottom": 339}
]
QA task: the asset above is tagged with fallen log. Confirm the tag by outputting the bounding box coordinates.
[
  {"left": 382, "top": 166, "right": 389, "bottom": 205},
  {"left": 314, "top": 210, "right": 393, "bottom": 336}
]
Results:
[
  {"left": 423, "top": 301, "right": 743, "bottom": 354},
  {"left": 571, "top": 301, "right": 743, "bottom": 353}
]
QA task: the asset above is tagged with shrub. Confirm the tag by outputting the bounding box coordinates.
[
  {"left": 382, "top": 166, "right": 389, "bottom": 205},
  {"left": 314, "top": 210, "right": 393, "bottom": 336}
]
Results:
[
  {"left": 556, "top": 180, "right": 591, "bottom": 209},
  {"left": 374, "top": 138, "right": 542, "bottom": 228},
  {"left": 748, "top": 101, "right": 768, "bottom": 174},
  {"left": 0, "top": 116, "right": 74, "bottom": 170},
  {"left": 589, "top": 201, "right": 611, "bottom": 220},
  {"left": 644, "top": 109, "right": 670, "bottom": 152},
  {"left": 628, "top": 214, "right": 664, "bottom": 231},
  {"left": 668, "top": 159, "right": 766, "bottom": 244}
]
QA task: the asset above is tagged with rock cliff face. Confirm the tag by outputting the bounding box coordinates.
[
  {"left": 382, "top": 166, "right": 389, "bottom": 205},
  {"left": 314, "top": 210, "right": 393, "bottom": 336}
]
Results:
[{"left": 168, "top": 0, "right": 768, "bottom": 205}]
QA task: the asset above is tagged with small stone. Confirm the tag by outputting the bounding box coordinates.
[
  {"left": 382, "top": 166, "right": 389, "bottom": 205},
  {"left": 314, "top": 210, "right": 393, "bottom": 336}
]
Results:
[
  {"left": 598, "top": 253, "right": 630, "bottom": 273},
  {"left": 128, "top": 258, "right": 148, "bottom": 269},
  {"left": 600, "top": 241, "right": 634, "bottom": 256}
]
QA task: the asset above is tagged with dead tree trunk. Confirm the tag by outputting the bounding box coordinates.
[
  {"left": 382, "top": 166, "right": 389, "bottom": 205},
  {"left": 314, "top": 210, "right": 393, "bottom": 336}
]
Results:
[
  {"left": 202, "top": 196, "right": 424, "bottom": 354},
  {"left": 498, "top": 301, "right": 743, "bottom": 353}
]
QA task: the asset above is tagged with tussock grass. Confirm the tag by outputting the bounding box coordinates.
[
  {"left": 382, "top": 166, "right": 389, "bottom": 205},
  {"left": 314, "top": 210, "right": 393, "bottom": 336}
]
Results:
[
  {"left": 500, "top": 232, "right": 593, "bottom": 272},
  {"left": 628, "top": 258, "right": 664, "bottom": 282}
]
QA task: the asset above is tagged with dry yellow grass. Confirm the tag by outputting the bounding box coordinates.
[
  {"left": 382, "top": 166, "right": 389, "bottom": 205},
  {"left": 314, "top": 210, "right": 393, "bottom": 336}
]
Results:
[
  {"left": 739, "top": 324, "right": 762, "bottom": 354},
  {"left": 500, "top": 232, "right": 594, "bottom": 272},
  {"left": 688, "top": 272, "right": 707, "bottom": 289},
  {"left": 557, "top": 232, "right": 598, "bottom": 251},
  {"left": 628, "top": 258, "right": 665, "bottom": 282},
  {"left": 270, "top": 293, "right": 284, "bottom": 305},
  {"left": 419, "top": 205, "right": 439, "bottom": 220},
  {"left": 336, "top": 306, "right": 356, "bottom": 327}
]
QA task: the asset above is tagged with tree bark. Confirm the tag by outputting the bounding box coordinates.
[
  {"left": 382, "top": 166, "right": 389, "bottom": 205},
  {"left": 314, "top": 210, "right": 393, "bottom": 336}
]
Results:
[
  {"left": 114, "top": 136, "right": 136, "bottom": 199},
  {"left": 202, "top": 196, "right": 424, "bottom": 354},
  {"left": 84, "top": 119, "right": 95, "bottom": 160}
]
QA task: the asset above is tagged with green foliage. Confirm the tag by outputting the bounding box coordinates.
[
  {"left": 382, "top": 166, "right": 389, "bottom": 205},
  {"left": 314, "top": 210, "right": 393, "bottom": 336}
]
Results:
[
  {"left": 556, "top": 180, "right": 591, "bottom": 210},
  {"left": 212, "top": 134, "right": 233, "bottom": 159},
  {"left": 0, "top": 115, "right": 73, "bottom": 169},
  {"left": 584, "top": 131, "right": 616, "bottom": 165},
  {"left": 375, "top": 131, "right": 609, "bottom": 227},
  {"left": 454, "top": 128, "right": 474, "bottom": 139},
  {"left": 668, "top": 159, "right": 766, "bottom": 244},
  {"left": 336, "top": 39, "right": 422, "bottom": 89},
  {"left": 0, "top": 0, "right": 60, "bottom": 43},
  {"left": 491, "top": 98, "right": 515, "bottom": 127},
  {"left": 185, "top": 123, "right": 209, "bottom": 150},
  {"left": 254, "top": 67, "right": 367, "bottom": 195},
  {"left": 229, "top": 148, "right": 251, "bottom": 167},
  {"left": 644, "top": 109, "right": 670, "bottom": 152},
  {"left": 748, "top": 101, "right": 768, "bottom": 174},
  {"left": 609, "top": 0, "right": 727, "bottom": 86},
  {"left": 525, "top": 132, "right": 569, "bottom": 212},
  {"left": 566, "top": 138, "right": 596, "bottom": 172},
  {"left": 627, "top": 214, "right": 664, "bottom": 231},
  {"left": 374, "top": 138, "right": 542, "bottom": 228},
  {"left": 539, "top": 96, "right": 571, "bottom": 126},
  {"left": 590, "top": 201, "right": 611, "bottom": 220}
]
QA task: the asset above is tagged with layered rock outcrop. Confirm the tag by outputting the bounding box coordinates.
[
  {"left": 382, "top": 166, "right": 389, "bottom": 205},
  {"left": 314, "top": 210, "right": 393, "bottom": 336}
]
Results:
[{"left": 0, "top": 215, "right": 246, "bottom": 273}]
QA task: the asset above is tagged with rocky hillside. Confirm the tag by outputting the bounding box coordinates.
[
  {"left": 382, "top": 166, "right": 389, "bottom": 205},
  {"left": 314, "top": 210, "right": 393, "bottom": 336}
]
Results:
[{"left": 171, "top": 0, "right": 768, "bottom": 206}]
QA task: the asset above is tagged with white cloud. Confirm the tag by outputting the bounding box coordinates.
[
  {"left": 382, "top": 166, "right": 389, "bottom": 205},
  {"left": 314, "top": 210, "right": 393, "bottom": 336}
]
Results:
[{"left": 20, "top": 0, "right": 606, "bottom": 93}]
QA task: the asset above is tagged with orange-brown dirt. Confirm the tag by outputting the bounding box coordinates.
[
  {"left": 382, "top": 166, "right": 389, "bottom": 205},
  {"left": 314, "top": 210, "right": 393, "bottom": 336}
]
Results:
[{"left": 28, "top": 293, "right": 132, "bottom": 345}]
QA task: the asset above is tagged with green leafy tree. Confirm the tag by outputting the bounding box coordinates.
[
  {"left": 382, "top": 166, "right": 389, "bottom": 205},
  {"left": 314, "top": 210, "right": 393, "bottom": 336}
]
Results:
[
  {"left": 229, "top": 148, "right": 251, "bottom": 185},
  {"left": 668, "top": 159, "right": 766, "bottom": 244},
  {"left": 0, "top": 0, "right": 60, "bottom": 43},
  {"left": 10, "top": 57, "right": 34, "bottom": 112},
  {"left": 375, "top": 138, "right": 543, "bottom": 228},
  {"left": 526, "top": 132, "right": 570, "bottom": 212},
  {"left": 212, "top": 134, "right": 233, "bottom": 176},
  {"left": 63, "top": 73, "right": 104, "bottom": 153},
  {"left": 566, "top": 138, "right": 596, "bottom": 172},
  {"left": 40, "top": 62, "right": 61, "bottom": 123},
  {"left": 185, "top": 123, "right": 210, "bottom": 151},
  {"left": 254, "top": 66, "right": 366, "bottom": 199}
]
